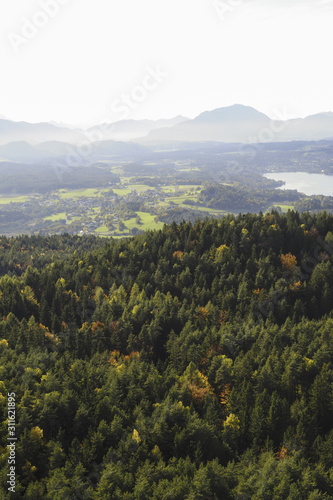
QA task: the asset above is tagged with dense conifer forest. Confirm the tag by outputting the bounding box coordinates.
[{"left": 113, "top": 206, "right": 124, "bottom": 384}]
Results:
[{"left": 1, "top": 211, "right": 333, "bottom": 498}]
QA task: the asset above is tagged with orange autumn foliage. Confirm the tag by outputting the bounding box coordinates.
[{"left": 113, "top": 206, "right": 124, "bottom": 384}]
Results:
[
  {"left": 196, "top": 307, "right": 209, "bottom": 321},
  {"left": 276, "top": 445, "right": 288, "bottom": 460},
  {"left": 280, "top": 253, "right": 297, "bottom": 273},
  {"left": 108, "top": 350, "right": 140, "bottom": 366},
  {"left": 91, "top": 321, "right": 104, "bottom": 334},
  {"left": 220, "top": 383, "right": 231, "bottom": 405},
  {"left": 219, "top": 310, "right": 228, "bottom": 325},
  {"left": 173, "top": 251, "right": 184, "bottom": 261}
]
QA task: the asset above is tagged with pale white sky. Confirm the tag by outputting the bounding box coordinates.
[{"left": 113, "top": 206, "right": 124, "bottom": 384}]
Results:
[{"left": 0, "top": 0, "right": 332, "bottom": 126}]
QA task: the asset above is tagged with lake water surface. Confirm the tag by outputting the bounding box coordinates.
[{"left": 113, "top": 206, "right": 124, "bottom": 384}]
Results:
[{"left": 263, "top": 172, "right": 333, "bottom": 197}]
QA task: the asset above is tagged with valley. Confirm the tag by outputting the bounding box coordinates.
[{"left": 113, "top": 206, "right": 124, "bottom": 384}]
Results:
[{"left": 1, "top": 138, "right": 333, "bottom": 236}]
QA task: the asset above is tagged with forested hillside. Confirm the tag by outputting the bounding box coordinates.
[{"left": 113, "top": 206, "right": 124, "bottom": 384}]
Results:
[{"left": 1, "top": 211, "right": 333, "bottom": 498}]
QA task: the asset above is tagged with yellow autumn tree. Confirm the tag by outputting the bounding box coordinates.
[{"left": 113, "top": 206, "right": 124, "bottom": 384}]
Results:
[
  {"left": 196, "top": 306, "right": 209, "bottom": 322},
  {"left": 220, "top": 383, "right": 231, "bottom": 405},
  {"left": 280, "top": 253, "right": 297, "bottom": 273},
  {"left": 132, "top": 429, "right": 141, "bottom": 444},
  {"left": 180, "top": 362, "right": 215, "bottom": 404},
  {"left": 215, "top": 244, "right": 230, "bottom": 262},
  {"left": 223, "top": 413, "right": 240, "bottom": 431}
]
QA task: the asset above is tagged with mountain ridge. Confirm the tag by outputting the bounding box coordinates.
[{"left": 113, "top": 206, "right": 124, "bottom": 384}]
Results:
[{"left": 1, "top": 105, "right": 333, "bottom": 147}]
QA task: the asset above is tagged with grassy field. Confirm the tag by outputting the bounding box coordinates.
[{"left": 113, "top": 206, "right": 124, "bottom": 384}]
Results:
[
  {"left": 161, "top": 186, "right": 176, "bottom": 193},
  {"left": 44, "top": 212, "right": 67, "bottom": 222},
  {"left": 93, "top": 212, "right": 164, "bottom": 237},
  {"left": 1, "top": 178, "right": 290, "bottom": 238},
  {"left": 168, "top": 196, "right": 197, "bottom": 204},
  {"left": 95, "top": 225, "right": 110, "bottom": 234},
  {"left": 41, "top": 183, "right": 225, "bottom": 238},
  {"left": 125, "top": 212, "right": 164, "bottom": 231},
  {"left": 161, "top": 185, "right": 201, "bottom": 196},
  {"left": 56, "top": 188, "right": 111, "bottom": 200},
  {"left": 0, "top": 195, "right": 29, "bottom": 205},
  {"left": 181, "top": 204, "right": 227, "bottom": 215},
  {"left": 275, "top": 204, "right": 294, "bottom": 212},
  {"left": 111, "top": 167, "right": 125, "bottom": 175},
  {"left": 178, "top": 185, "right": 202, "bottom": 191},
  {"left": 127, "top": 184, "right": 152, "bottom": 193},
  {"left": 113, "top": 188, "right": 132, "bottom": 196}
]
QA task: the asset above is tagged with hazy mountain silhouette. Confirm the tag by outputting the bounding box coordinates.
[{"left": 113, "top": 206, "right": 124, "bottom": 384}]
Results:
[
  {"left": 0, "top": 119, "right": 86, "bottom": 146},
  {"left": 1, "top": 106, "right": 333, "bottom": 159},
  {"left": 141, "top": 105, "right": 273, "bottom": 143},
  {"left": 87, "top": 116, "right": 188, "bottom": 141},
  {"left": 140, "top": 105, "right": 333, "bottom": 144},
  {"left": 0, "top": 116, "right": 187, "bottom": 147}
]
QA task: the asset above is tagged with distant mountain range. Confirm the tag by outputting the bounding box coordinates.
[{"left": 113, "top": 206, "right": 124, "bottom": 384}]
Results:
[
  {"left": 1, "top": 105, "right": 333, "bottom": 164},
  {"left": 0, "top": 116, "right": 188, "bottom": 147},
  {"left": 140, "top": 105, "right": 333, "bottom": 143},
  {"left": 0, "top": 119, "right": 85, "bottom": 146},
  {"left": 86, "top": 116, "right": 188, "bottom": 141}
]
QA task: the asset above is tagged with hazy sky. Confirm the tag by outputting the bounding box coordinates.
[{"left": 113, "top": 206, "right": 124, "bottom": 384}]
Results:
[{"left": 1, "top": 0, "right": 332, "bottom": 126}]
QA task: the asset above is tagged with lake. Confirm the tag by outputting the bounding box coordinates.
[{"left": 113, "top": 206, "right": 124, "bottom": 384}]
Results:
[{"left": 263, "top": 172, "right": 333, "bottom": 197}]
